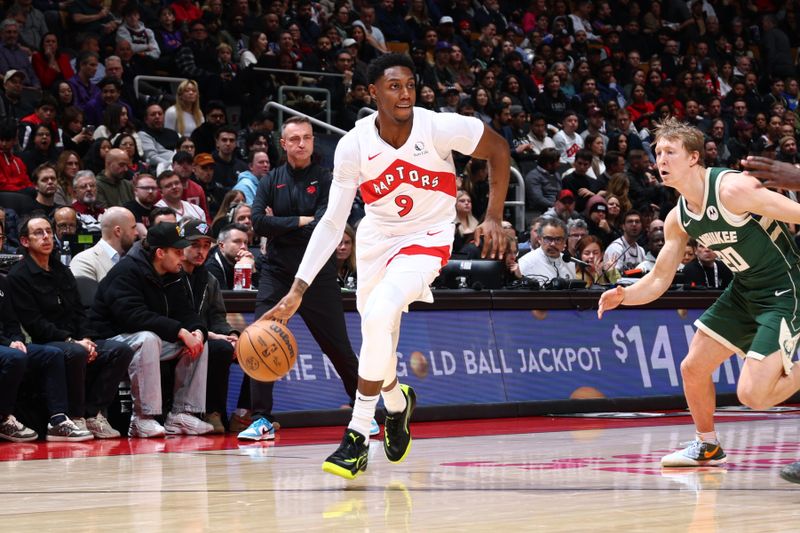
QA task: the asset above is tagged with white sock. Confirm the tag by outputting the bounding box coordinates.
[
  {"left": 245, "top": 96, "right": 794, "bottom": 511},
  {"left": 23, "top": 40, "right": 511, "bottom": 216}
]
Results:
[
  {"left": 697, "top": 430, "right": 719, "bottom": 444},
  {"left": 348, "top": 393, "right": 380, "bottom": 441},
  {"left": 382, "top": 382, "right": 407, "bottom": 414}
]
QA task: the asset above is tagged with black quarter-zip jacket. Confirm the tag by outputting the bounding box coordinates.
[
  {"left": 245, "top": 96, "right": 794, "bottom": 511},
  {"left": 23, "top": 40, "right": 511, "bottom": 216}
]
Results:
[{"left": 251, "top": 161, "right": 337, "bottom": 278}]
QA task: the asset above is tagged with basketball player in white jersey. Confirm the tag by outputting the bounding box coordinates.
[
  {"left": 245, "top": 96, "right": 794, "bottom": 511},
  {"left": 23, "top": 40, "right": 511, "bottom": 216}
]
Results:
[{"left": 263, "top": 53, "right": 511, "bottom": 479}]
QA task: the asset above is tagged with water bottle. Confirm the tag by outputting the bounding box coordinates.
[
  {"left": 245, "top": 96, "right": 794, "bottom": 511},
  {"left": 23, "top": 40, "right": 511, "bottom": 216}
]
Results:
[
  {"left": 60, "top": 240, "right": 71, "bottom": 266},
  {"left": 233, "top": 259, "right": 253, "bottom": 290}
]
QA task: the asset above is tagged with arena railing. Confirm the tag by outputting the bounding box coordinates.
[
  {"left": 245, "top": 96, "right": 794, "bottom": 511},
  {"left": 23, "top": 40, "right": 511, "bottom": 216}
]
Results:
[{"left": 133, "top": 75, "right": 188, "bottom": 100}]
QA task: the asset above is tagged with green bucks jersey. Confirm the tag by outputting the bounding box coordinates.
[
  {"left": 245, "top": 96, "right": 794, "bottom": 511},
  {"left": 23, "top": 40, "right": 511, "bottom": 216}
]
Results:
[{"left": 677, "top": 167, "right": 800, "bottom": 288}]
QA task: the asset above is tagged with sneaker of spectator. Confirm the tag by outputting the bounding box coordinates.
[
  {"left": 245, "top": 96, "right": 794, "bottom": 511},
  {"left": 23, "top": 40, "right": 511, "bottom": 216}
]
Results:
[
  {"left": 46, "top": 418, "right": 93, "bottom": 441},
  {"left": 204, "top": 412, "right": 225, "bottom": 434},
  {"left": 86, "top": 412, "right": 120, "bottom": 438},
  {"left": 0, "top": 414, "right": 37, "bottom": 442},
  {"left": 128, "top": 415, "right": 166, "bottom": 438},
  {"left": 165, "top": 412, "right": 214, "bottom": 435}
]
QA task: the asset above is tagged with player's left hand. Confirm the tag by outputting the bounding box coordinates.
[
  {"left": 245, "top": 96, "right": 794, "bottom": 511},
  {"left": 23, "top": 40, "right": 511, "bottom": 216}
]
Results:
[
  {"left": 473, "top": 217, "right": 506, "bottom": 260},
  {"left": 742, "top": 156, "right": 800, "bottom": 190},
  {"left": 262, "top": 291, "right": 302, "bottom": 324}
]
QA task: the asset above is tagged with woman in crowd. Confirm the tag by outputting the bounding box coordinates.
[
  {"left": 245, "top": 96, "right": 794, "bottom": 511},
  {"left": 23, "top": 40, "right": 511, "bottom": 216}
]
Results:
[
  {"left": 52, "top": 81, "right": 75, "bottom": 117},
  {"left": 676, "top": 70, "right": 694, "bottom": 102},
  {"left": 606, "top": 132, "right": 629, "bottom": 160},
  {"left": 551, "top": 61, "right": 575, "bottom": 98},
  {"left": 351, "top": 23, "right": 386, "bottom": 63},
  {"left": 575, "top": 235, "right": 620, "bottom": 287},
  {"left": 502, "top": 73, "right": 535, "bottom": 115},
  {"left": 177, "top": 136, "right": 195, "bottom": 156},
  {"left": 21, "top": 125, "right": 59, "bottom": 172},
  {"left": 645, "top": 69, "right": 664, "bottom": 102},
  {"left": 165, "top": 79, "right": 204, "bottom": 137},
  {"left": 753, "top": 112, "right": 769, "bottom": 139},
  {"left": 449, "top": 44, "right": 475, "bottom": 94},
  {"left": 331, "top": 2, "right": 353, "bottom": 40},
  {"left": 404, "top": 0, "right": 432, "bottom": 42},
  {"left": 605, "top": 175, "right": 633, "bottom": 212},
  {"left": 470, "top": 86, "right": 493, "bottom": 124},
  {"left": 571, "top": 59, "right": 592, "bottom": 93},
  {"left": 336, "top": 224, "right": 357, "bottom": 289},
  {"left": 417, "top": 84, "right": 437, "bottom": 111},
  {"left": 626, "top": 84, "right": 654, "bottom": 130},
  {"left": 453, "top": 189, "right": 480, "bottom": 254},
  {"left": 211, "top": 189, "right": 246, "bottom": 237},
  {"left": 82, "top": 137, "right": 112, "bottom": 174},
  {"left": 604, "top": 99, "right": 621, "bottom": 130},
  {"left": 584, "top": 133, "right": 606, "bottom": 180},
  {"left": 476, "top": 69, "right": 499, "bottom": 103},
  {"left": 54, "top": 149, "right": 81, "bottom": 205},
  {"left": 60, "top": 106, "right": 94, "bottom": 157},
  {"left": 93, "top": 103, "right": 135, "bottom": 142},
  {"left": 605, "top": 194, "right": 624, "bottom": 234},
  {"left": 623, "top": 68, "right": 647, "bottom": 101},
  {"left": 31, "top": 33, "right": 74, "bottom": 90},
  {"left": 240, "top": 31, "right": 269, "bottom": 69},
  {"left": 715, "top": 59, "right": 735, "bottom": 98},
  {"left": 113, "top": 133, "right": 148, "bottom": 175}
]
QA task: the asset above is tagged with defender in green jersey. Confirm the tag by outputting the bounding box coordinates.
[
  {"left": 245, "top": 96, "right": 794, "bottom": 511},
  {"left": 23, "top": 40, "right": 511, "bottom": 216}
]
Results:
[{"left": 598, "top": 118, "right": 800, "bottom": 468}]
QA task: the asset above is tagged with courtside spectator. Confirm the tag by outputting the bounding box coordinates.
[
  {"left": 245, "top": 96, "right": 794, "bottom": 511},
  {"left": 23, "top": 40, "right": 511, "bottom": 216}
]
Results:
[
  {"left": 89, "top": 222, "right": 213, "bottom": 438},
  {"left": 8, "top": 214, "right": 133, "bottom": 439},
  {"left": 69, "top": 206, "right": 138, "bottom": 305}
]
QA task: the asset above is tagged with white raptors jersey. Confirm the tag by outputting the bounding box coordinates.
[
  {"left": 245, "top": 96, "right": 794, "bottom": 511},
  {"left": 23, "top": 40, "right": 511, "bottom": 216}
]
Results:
[{"left": 334, "top": 107, "right": 485, "bottom": 237}]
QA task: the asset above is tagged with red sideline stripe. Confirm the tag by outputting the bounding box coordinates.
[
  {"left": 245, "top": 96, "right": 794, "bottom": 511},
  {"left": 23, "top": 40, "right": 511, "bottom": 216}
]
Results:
[{"left": 387, "top": 244, "right": 451, "bottom": 268}]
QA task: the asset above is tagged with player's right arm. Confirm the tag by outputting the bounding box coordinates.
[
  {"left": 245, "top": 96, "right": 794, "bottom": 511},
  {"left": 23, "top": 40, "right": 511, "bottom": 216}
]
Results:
[{"left": 598, "top": 208, "right": 688, "bottom": 318}]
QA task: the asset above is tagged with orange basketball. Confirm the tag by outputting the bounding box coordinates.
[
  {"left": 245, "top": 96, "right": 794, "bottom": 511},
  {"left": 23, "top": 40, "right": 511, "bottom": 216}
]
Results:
[{"left": 237, "top": 320, "right": 298, "bottom": 382}]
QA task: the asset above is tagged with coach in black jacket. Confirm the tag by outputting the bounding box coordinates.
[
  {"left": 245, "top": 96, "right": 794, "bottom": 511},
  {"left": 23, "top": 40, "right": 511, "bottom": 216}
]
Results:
[
  {"left": 89, "top": 222, "right": 213, "bottom": 438},
  {"left": 241, "top": 116, "right": 359, "bottom": 438}
]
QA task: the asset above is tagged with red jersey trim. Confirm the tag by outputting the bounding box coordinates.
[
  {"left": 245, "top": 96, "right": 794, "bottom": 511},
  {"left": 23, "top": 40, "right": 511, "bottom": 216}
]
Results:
[{"left": 387, "top": 244, "right": 451, "bottom": 268}]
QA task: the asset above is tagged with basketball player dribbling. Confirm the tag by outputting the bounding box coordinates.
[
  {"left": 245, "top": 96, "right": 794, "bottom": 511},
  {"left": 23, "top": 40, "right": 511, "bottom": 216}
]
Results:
[
  {"left": 599, "top": 118, "right": 800, "bottom": 469},
  {"left": 263, "top": 53, "right": 511, "bottom": 479}
]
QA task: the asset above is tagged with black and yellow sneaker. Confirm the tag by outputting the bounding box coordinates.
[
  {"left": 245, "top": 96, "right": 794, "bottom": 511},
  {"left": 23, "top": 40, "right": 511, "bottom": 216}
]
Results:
[
  {"left": 383, "top": 384, "right": 416, "bottom": 463},
  {"left": 322, "top": 428, "right": 369, "bottom": 480}
]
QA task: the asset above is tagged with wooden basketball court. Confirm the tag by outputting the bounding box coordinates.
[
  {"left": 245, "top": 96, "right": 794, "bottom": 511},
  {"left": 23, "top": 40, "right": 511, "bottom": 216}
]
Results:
[{"left": 1, "top": 412, "right": 798, "bottom": 531}]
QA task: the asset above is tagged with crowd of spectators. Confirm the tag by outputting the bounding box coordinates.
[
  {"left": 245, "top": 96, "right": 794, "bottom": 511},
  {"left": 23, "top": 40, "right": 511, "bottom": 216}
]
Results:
[{"left": 0, "top": 0, "right": 796, "bottom": 439}]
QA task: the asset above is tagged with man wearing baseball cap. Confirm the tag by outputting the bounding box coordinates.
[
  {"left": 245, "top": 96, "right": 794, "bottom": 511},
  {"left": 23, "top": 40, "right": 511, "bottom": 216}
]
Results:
[
  {"left": 178, "top": 218, "right": 244, "bottom": 433},
  {"left": 192, "top": 152, "right": 226, "bottom": 219},
  {"left": 1, "top": 69, "right": 34, "bottom": 120},
  {"left": 89, "top": 222, "right": 213, "bottom": 437}
]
